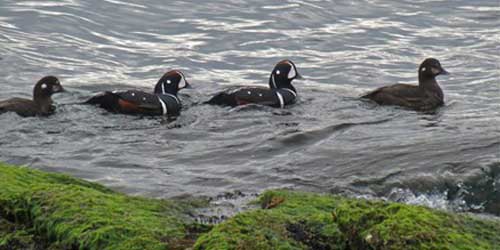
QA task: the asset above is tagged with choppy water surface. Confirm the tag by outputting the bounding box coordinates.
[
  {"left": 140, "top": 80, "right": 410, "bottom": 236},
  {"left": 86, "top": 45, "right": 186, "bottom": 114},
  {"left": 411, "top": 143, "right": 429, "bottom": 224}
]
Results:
[{"left": 1, "top": 0, "right": 499, "bottom": 216}]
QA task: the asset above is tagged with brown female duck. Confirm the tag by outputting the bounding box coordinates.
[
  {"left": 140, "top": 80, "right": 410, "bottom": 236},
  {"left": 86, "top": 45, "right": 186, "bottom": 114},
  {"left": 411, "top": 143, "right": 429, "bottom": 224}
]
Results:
[
  {"left": 0, "top": 76, "right": 64, "bottom": 117},
  {"left": 362, "top": 58, "right": 449, "bottom": 111}
]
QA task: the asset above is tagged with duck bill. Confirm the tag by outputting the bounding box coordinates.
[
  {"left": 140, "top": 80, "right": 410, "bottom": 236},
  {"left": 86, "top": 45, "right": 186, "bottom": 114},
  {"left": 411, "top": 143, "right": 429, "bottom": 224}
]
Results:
[
  {"left": 183, "top": 81, "right": 193, "bottom": 89},
  {"left": 440, "top": 69, "right": 449, "bottom": 75},
  {"left": 55, "top": 86, "right": 66, "bottom": 93},
  {"left": 295, "top": 73, "right": 304, "bottom": 80}
]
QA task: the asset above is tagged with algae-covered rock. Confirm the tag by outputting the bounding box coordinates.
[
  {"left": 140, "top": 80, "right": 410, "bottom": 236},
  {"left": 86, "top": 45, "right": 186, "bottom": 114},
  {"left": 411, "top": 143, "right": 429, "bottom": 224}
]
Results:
[
  {"left": 0, "top": 162, "right": 209, "bottom": 250},
  {"left": 2, "top": 162, "right": 500, "bottom": 250},
  {"left": 0, "top": 217, "right": 40, "bottom": 250},
  {"left": 194, "top": 190, "right": 500, "bottom": 250}
]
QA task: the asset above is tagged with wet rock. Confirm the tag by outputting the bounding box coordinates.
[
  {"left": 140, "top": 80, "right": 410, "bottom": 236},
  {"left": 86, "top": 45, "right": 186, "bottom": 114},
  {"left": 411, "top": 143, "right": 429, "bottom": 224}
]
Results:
[
  {"left": 2, "top": 163, "right": 499, "bottom": 250},
  {"left": 0, "top": 162, "right": 209, "bottom": 250},
  {"left": 194, "top": 190, "right": 500, "bottom": 250}
]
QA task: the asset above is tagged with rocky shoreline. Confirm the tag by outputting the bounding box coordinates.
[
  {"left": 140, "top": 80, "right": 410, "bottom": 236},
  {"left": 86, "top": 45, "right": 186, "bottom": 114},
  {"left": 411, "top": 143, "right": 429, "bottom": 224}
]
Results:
[{"left": 1, "top": 162, "right": 499, "bottom": 250}]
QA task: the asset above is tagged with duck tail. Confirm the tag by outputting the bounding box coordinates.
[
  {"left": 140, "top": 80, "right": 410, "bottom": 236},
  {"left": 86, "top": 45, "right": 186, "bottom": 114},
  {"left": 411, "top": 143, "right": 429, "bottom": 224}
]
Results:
[{"left": 84, "top": 92, "right": 119, "bottom": 109}]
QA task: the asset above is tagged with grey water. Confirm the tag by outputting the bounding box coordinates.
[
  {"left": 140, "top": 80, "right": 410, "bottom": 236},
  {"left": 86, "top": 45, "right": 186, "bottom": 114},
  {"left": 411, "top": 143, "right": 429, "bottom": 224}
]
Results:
[{"left": 0, "top": 0, "right": 499, "bottom": 216}]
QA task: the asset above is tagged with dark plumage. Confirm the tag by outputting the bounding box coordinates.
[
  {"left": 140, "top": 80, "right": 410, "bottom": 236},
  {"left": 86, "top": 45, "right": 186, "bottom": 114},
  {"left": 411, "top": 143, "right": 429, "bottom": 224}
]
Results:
[
  {"left": 362, "top": 58, "right": 449, "bottom": 111},
  {"left": 85, "top": 70, "right": 190, "bottom": 116},
  {"left": 0, "top": 76, "right": 64, "bottom": 117},
  {"left": 206, "top": 59, "right": 303, "bottom": 108}
]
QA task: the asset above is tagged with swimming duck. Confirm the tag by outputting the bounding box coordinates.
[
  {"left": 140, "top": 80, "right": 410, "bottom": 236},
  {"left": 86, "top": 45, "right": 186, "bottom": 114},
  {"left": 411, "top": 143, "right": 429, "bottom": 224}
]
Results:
[
  {"left": 85, "top": 70, "right": 190, "bottom": 116},
  {"left": 362, "top": 58, "right": 449, "bottom": 111},
  {"left": 0, "top": 76, "right": 64, "bottom": 117},
  {"left": 206, "top": 60, "right": 303, "bottom": 108}
]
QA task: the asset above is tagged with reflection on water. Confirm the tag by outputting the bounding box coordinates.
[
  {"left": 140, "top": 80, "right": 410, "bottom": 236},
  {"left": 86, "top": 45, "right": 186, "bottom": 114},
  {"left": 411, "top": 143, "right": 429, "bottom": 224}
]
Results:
[{"left": 0, "top": 0, "right": 499, "bottom": 216}]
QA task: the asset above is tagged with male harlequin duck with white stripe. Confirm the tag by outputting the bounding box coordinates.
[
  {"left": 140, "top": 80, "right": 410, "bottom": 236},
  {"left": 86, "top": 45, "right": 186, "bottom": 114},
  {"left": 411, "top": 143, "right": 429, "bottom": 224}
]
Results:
[
  {"left": 85, "top": 70, "right": 190, "bottom": 116},
  {"left": 207, "top": 60, "right": 303, "bottom": 108},
  {"left": 0, "top": 76, "right": 64, "bottom": 117}
]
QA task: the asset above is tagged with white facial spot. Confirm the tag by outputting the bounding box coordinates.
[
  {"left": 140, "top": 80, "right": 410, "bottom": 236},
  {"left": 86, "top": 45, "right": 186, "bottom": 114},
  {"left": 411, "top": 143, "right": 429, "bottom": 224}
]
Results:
[
  {"left": 41, "top": 84, "right": 47, "bottom": 89},
  {"left": 178, "top": 75, "right": 186, "bottom": 89},
  {"left": 431, "top": 67, "right": 440, "bottom": 75},
  {"left": 167, "top": 80, "right": 171, "bottom": 84},
  {"left": 276, "top": 70, "right": 280, "bottom": 75},
  {"left": 247, "top": 91, "right": 252, "bottom": 95},
  {"left": 131, "top": 92, "right": 135, "bottom": 96},
  {"left": 258, "top": 93, "right": 263, "bottom": 97},
  {"left": 421, "top": 67, "right": 426, "bottom": 72},
  {"left": 287, "top": 63, "right": 296, "bottom": 79},
  {"left": 142, "top": 97, "right": 146, "bottom": 101}
]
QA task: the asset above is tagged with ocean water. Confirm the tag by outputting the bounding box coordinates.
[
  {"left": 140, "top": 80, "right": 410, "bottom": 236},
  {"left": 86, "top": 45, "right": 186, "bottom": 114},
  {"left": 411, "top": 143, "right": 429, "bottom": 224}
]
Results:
[{"left": 0, "top": 0, "right": 499, "bottom": 216}]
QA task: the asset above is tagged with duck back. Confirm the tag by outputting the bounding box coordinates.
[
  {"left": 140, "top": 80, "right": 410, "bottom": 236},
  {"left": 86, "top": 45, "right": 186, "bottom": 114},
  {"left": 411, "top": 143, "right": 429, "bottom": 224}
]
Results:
[
  {"left": 0, "top": 97, "right": 56, "bottom": 117},
  {"left": 362, "top": 84, "right": 443, "bottom": 111}
]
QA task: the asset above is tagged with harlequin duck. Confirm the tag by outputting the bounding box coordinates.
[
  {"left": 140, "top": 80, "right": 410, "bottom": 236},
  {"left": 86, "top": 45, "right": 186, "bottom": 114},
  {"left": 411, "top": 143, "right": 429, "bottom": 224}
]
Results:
[
  {"left": 362, "top": 58, "right": 449, "bottom": 111},
  {"left": 0, "top": 76, "right": 64, "bottom": 117},
  {"left": 206, "top": 59, "right": 303, "bottom": 108},
  {"left": 85, "top": 70, "right": 190, "bottom": 116}
]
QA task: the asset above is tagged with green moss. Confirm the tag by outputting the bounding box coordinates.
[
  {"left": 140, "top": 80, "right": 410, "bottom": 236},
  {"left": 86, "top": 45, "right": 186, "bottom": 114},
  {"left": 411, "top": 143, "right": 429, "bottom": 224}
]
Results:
[
  {"left": 0, "top": 217, "right": 37, "bottom": 250},
  {"left": 194, "top": 190, "right": 345, "bottom": 250},
  {"left": 2, "top": 163, "right": 499, "bottom": 250},
  {"left": 0, "top": 162, "right": 209, "bottom": 250},
  {"left": 194, "top": 190, "right": 500, "bottom": 250},
  {"left": 335, "top": 199, "right": 500, "bottom": 250}
]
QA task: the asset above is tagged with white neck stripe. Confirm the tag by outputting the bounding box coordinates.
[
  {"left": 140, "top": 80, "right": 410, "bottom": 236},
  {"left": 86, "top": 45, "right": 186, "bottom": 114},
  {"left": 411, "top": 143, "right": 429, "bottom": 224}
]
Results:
[
  {"left": 281, "top": 88, "right": 297, "bottom": 97},
  {"left": 162, "top": 93, "right": 180, "bottom": 104},
  {"left": 276, "top": 91, "right": 285, "bottom": 108},
  {"left": 157, "top": 97, "right": 168, "bottom": 115},
  {"left": 161, "top": 83, "right": 166, "bottom": 95},
  {"left": 271, "top": 75, "right": 277, "bottom": 89}
]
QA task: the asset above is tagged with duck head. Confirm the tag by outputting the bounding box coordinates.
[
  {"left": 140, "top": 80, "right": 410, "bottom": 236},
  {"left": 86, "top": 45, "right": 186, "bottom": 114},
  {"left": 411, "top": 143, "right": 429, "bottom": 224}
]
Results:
[
  {"left": 154, "top": 70, "right": 191, "bottom": 96},
  {"left": 33, "top": 76, "right": 64, "bottom": 101},
  {"left": 268, "top": 59, "right": 302, "bottom": 92},
  {"left": 419, "top": 58, "right": 449, "bottom": 80}
]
